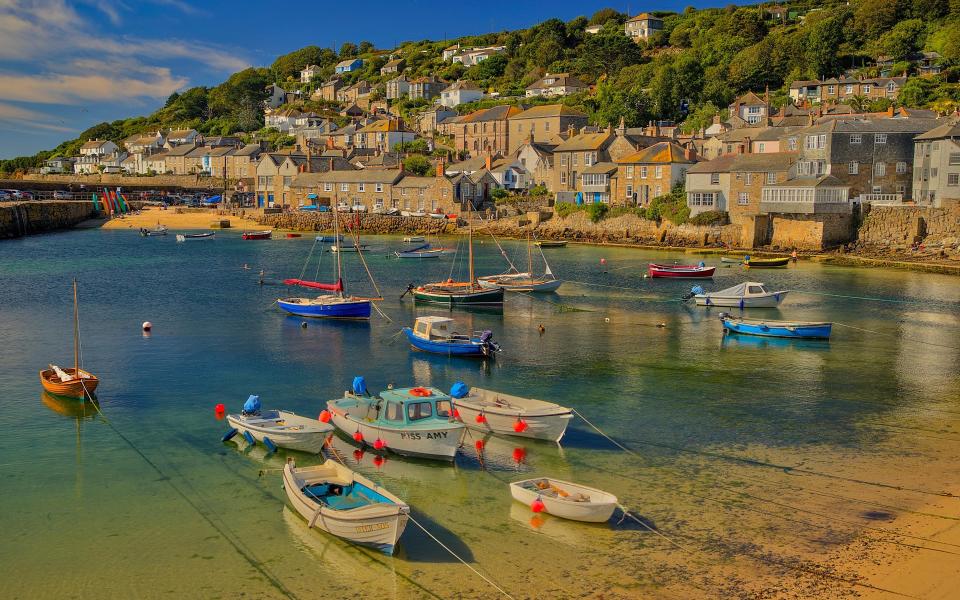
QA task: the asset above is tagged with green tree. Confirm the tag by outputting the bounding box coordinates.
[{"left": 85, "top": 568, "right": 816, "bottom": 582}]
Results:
[
  {"left": 588, "top": 8, "right": 626, "bottom": 25},
  {"left": 270, "top": 46, "right": 336, "bottom": 81},
  {"left": 403, "top": 154, "right": 432, "bottom": 176},
  {"left": 358, "top": 41, "right": 375, "bottom": 54},
  {"left": 574, "top": 32, "right": 644, "bottom": 79},
  {"left": 339, "top": 42, "right": 358, "bottom": 58},
  {"left": 873, "top": 19, "right": 926, "bottom": 61}
]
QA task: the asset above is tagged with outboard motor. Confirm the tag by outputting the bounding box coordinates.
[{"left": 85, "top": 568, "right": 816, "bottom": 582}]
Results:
[
  {"left": 242, "top": 394, "right": 261, "bottom": 416},
  {"left": 681, "top": 285, "right": 705, "bottom": 301},
  {"left": 718, "top": 311, "right": 729, "bottom": 320},
  {"left": 352, "top": 376, "right": 368, "bottom": 396},
  {"left": 479, "top": 330, "right": 501, "bottom": 355}
]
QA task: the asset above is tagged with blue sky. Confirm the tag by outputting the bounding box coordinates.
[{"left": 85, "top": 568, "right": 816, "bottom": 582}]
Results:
[{"left": 0, "top": 0, "right": 734, "bottom": 159}]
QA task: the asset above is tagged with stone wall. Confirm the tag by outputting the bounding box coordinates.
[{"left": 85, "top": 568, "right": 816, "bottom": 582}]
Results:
[
  {"left": 257, "top": 212, "right": 458, "bottom": 235},
  {"left": 770, "top": 213, "right": 855, "bottom": 250},
  {"left": 857, "top": 205, "right": 960, "bottom": 247},
  {"left": 0, "top": 201, "right": 97, "bottom": 239}
]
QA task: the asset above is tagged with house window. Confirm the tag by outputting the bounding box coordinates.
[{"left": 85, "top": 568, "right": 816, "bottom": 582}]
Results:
[
  {"left": 654, "top": 166, "right": 663, "bottom": 179},
  {"left": 896, "top": 184, "right": 906, "bottom": 194},
  {"left": 932, "top": 168, "right": 938, "bottom": 178},
  {"left": 376, "top": 183, "right": 383, "bottom": 192},
  {"left": 560, "top": 171, "right": 567, "bottom": 184},
  {"left": 258, "top": 176, "right": 267, "bottom": 187},
  {"left": 758, "top": 143, "right": 765, "bottom": 152},
  {"left": 849, "top": 161, "right": 859, "bottom": 175},
  {"left": 863, "top": 85, "right": 872, "bottom": 95},
  {"left": 545, "top": 122, "right": 550, "bottom": 131},
  {"left": 845, "top": 84, "right": 853, "bottom": 94},
  {"left": 896, "top": 162, "right": 907, "bottom": 174},
  {"left": 788, "top": 138, "right": 797, "bottom": 151},
  {"left": 738, "top": 192, "right": 749, "bottom": 205},
  {"left": 324, "top": 182, "right": 332, "bottom": 192},
  {"left": 805, "top": 135, "right": 817, "bottom": 150},
  {"left": 626, "top": 184, "right": 633, "bottom": 198},
  {"left": 626, "top": 166, "right": 634, "bottom": 178},
  {"left": 265, "top": 176, "right": 274, "bottom": 186},
  {"left": 655, "top": 185, "right": 662, "bottom": 196},
  {"left": 710, "top": 173, "right": 720, "bottom": 185},
  {"left": 572, "top": 154, "right": 577, "bottom": 167},
  {"left": 766, "top": 172, "right": 776, "bottom": 185},
  {"left": 948, "top": 173, "right": 959, "bottom": 186},
  {"left": 874, "top": 162, "right": 886, "bottom": 176},
  {"left": 850, "top": 134, "right": 861, "bottom": 145},
  {"left": 872, "top": 185, "right": 882, "bottom": 194},
  {"left": 827, "top": 85, "right": 835, "bottom": 94},
  {"left": 584, "top": 152, "right": 593, "bottom": 166},
  {"left": 402, "top": 187, "right": 407, "bottom": 196},
  {"left": 560, "top": 155, "right": 568, "bottom": 167},
  {"left": 358, "top": 183, "right": 365, "bottom": 192},
  {"left": 340, "top": 183, "right": 349, "bottom": 192},
  {"left": 745, "top": 172, "right": 753, "bottom": 185},
  {"left": 875, "top": 134, "right": 887, "bottom": 144},
  {"left": 949, "top": 153, "right": 960, "bottom": 166}
]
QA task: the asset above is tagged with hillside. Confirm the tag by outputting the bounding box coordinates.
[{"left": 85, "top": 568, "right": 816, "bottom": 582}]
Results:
[{"left": 2, "top": 0, "right": 958, "bottom": 174}]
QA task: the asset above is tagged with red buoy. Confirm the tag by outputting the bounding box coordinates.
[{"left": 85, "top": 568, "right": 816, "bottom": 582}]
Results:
[
  {"left": 476, "top": 412, "right": 486, "bottom": 424},
  {"left": 513, "top": 419, "right": 528, "bottom": 433},
  {"left": 373, "top": 438, "right": 386, "bottom": 450},
  {"left": 474, "top": 439, "right": 484, "bottom": 452},
  {"left": 318, "top": 410, "right": 331, "bottom": 423},
  {"left": 531, "top": 498, "right": 545, "bottom": 513},
  {"left": 353, "top": 430, "right": 364, "bottom": 443},
  {"left": 214, "top": 403, "right": 225, "bottom": 416},
  {"left": 512, "top": 447, "right": 526, "bottom": 464}
]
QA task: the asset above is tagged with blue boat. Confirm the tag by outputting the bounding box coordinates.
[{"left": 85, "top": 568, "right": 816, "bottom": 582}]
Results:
[
  {"left": 402, "top": 316, "right": 500, "bottom": 357},
  {"left": 720, "top": 314, "right": 832, "bottom": 339},
  {"left": 277, "top": 295, "right": 371, "bottom": 319}
]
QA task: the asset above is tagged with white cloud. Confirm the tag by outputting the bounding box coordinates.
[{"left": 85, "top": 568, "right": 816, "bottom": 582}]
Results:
[
  {"left": 0, "top": 101, "right": 75, "bottom": 132},
  {"left": 0, "top": 68, "right": 188, "bottom": 104}
]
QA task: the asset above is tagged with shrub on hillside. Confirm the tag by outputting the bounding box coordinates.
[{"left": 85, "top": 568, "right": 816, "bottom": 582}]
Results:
[{"left": 689, "top": 210, "right": 729, "bottom": 226}]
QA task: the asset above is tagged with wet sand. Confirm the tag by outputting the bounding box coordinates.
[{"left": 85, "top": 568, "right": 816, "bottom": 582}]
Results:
[{"left": 100, "top": 206, "right": 262, "bottom": 230}]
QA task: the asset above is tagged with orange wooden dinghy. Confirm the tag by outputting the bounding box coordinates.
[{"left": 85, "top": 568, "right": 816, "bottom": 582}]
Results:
[{"left": 40, "top": 280, "right": 99, "bottom": 399}]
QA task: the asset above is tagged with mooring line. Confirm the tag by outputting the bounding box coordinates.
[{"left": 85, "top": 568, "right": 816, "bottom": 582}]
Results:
[
  {"left": 791, "top": 289, "right": 930, "bottom": 305},
  {"left": 834, "top": 322, "right": 960, "bottom": 351},
  {"left": 617, "top": 506, "right": 692, "bottom": 553}
]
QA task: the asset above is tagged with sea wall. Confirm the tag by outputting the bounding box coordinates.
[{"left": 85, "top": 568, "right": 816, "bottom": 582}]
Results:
[
  {"left": 257, "top": 212, "right": 458, "bottom": 235},
  {"left": 0, "top": 201, "right": 97, "bottom": 239},
  {"left": 857, "top": 205, "right": 960, "bottom": 246},
  {"left": 769, "top": 213, "right": 855, "bottom": 251}
]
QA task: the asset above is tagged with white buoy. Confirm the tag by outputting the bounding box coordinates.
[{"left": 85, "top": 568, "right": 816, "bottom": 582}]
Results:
[
  {"left": 142, "top": 321, "right": 152, "bottom": 332},
  {"left": 604, "top": 317, "right": 610, "bottom": 323}
]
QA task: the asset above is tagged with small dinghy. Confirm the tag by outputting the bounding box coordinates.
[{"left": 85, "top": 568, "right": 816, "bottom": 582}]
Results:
[
  {"left": 176, "top": 231, "right": 214, "bottom": 242},
  {"left": 450, "top": 382, "right": 572, "bottom": 442},
  {"left": 743, "top": 256, "right": 790, "bottom": 268},
  {"left": 316, "top": 235, "right": 343, "bottom": 243},
  {"left": 325, "top": 377, "right": 464, "bottom": 460},
  {"left": 720, "top": 314, "right": 832, "bottom": 339},
  {"left": 535, "top": 240, "right": 567, "bottom": 248},
  {"left": 242, "top": 230, "right": 272, "bottom": 240},
  {"left": 402, "top": 316, "right": 501, "bottom": 357},
  {"left": 688, "top": 282, "right": 787, "bottom": 308},
  {"left": 139, "top": 225, "right": 167, "bottom": 237},
  {"left": 331, "top": 243, "right": 369, "bottom": 252},
  {"left": 395, "top": 243, "right": 444, "bottom": 259},
  {"left": 225, "top": 395, "right": 333, "bottom": 453},
  {"left": 510, "top": 478, "right": 617, "bottom": 523},
  {"left": 648, "top": 263, "right": 715, "bottom": 279},
  {"left": 720, "top": 256, "right": 743, "bottom": 264},
  {"left": 402, "top": 236, "right": 425, "bottom": 243},
  {"left": 283, "top": 460, "right": 409, "bottom": 555}
]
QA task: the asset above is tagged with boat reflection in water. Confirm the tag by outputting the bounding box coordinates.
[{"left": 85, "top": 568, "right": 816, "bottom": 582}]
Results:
[
  {"left": 41, "top": 391, "right": 100, "bottom": 499},
  {"left": 720, "top": 331, "right": 831, "bottom": 351}
]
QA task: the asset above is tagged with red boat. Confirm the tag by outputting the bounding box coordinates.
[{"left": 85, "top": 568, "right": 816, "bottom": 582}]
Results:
[
  {"left": 285, "top": 233, "right": 302, "bottom": 238},
  {"left": 242, "top": 230, "right": 272, "bottom": 240},
  {"left": 648, "top": 263, "right": 715, "bottom": 279}
]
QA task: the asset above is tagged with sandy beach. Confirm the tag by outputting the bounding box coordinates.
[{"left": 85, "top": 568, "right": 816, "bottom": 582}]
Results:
[{"left": 100, "top": 206, "right": 262, "bottom": 230}]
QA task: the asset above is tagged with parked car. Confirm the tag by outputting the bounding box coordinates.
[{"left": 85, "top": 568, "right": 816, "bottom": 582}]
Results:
[
  {"left": 336, "top": 202, "right": 350, "bottom": 212},
  {"left": 53, "top": 190, "right": 70, "bottom": 199},
  {"left": 351, "top": 204, "right": 367, "bottom": 213}
]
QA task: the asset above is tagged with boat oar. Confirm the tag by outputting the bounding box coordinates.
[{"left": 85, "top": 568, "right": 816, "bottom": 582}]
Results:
[{"left": 399, "top": 283, "right": 415, "bottom": 299}]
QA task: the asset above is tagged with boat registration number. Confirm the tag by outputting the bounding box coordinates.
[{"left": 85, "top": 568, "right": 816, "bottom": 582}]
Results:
[
  {"left": 356, "top": 522, "right": 390, "bottom": 533},
  {"left": 399, "top": 432, "right": 448, "bottom": 440}
]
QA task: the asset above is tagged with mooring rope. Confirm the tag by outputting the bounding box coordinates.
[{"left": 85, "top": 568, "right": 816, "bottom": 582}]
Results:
[
  {"left": 616, "top": 506, "right": 692, "bottom": 553},
  {"left": 791, "top": 289, "right": 927, "bottom": 304},
  {"left": 834, "top": 322, "right": 960, "bottom": 351}
]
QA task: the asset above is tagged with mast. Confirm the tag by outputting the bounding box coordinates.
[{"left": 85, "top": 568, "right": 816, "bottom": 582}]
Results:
[
  {"left": 333, "top": 205, "right": 343, "bottom": 297},
  {"left": 73, "top": 279, "right": 79, "bottom": 372},
  {"left": 526, "top": 231, "right": 532, "bottom": 276},
  {"left": 468, "top": 212, "right": 474, "bottom": 284}
]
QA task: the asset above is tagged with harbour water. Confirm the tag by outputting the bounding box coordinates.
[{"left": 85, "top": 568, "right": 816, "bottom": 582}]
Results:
[{"left": 2, "top": 229, "right": 959, "bottom": 599}]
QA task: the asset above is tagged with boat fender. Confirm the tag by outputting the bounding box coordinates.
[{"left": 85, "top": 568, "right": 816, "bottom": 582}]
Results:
[
  {"left": 531, "top": 497, "right": 545, "bottom": 513},
  {"left": 221, "top": 428, "right": 238, "bottom": 442},
  {"left": 738, "top": 299, "right": 744, "bottom": 310},
  {"left": 262, "top": 436, "right": 277, "bottom": 453},
  {"left": 353, "top": 430, "right": 364, "bottom": 443},
  {"left": 242, "top": 430, "right": 256, "bottom": 445},
  {"left": 373, "top": 438, "right": 386, "bottom": 450},
  {"left": 449, "top": 381, "right": 469, "bottom": 399},
  {"left": 476, "top": 412, "right": 487, "bottom": 424},
  {"left": 142, "top": 321, "right": 152, "bottom": 332},
  {"left": 410, "top": 387, "right": 432, "bottom": 397},
  {"left": 513, "top": 419, "right": 528, "bottom": 433}
]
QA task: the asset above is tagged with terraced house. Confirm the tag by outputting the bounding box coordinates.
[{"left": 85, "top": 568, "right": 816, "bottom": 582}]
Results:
[
  {"left": 507, "top": 104, "right": 588, "bottom": 153},
  {"left": 255, "top": 153, "right": 355, "bottom": 208},
  {"left": 912, "top": 121, "right": 960, "bottom": 207},
  {"left": 552, "top": 129, "right": 616, "bottom": 203},
  {"left": 613, "top": 141, "right": 696, "bottom": 207},
  {"left": 448, "top": 105, "right": 523, "bottom": 155}
]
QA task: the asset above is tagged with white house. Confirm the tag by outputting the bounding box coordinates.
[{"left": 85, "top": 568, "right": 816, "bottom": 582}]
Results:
[
  {"left": 300, "top": 64, "right": 322, "bottom": 84},
  {"left": 265, "top": 84, "right": 286, "bottom": 109},
  {"left": 439, "top": 80, "right": 483, "bottom": 108},
  {"left": 165, "top": 129, "right": 198, "bottom": 147},
  {"left": 451, "top": 46, "right": 506, "bottom": 67},
  {"left": 79, "top": 140, "right": 118, "bottom": 156},
  {"left": 525, "top": 73, "right": 589, "bottom": 98}
]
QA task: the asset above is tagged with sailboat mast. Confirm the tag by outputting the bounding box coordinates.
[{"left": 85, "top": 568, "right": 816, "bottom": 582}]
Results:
[
  {"left": 527, "top": 231, "right": 532, "bottom": 275},
  {"left": 73, "top": 279, "right": 79, "bottom": 372},
  {"left": 468, "top": 217, "right": 474, "bottom": 284},
  {"left": 333, "top": 207, "right": 343, "bottom": 297}
]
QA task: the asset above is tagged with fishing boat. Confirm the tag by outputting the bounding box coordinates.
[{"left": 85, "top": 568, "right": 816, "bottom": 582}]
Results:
[
  {"left": 402, "top": 316, "right": 501, "bottom": 357},
  {"left": 242, "top": 230, "right": 272, "bottom": 240},
  {"left": 325, "top": 378, "right": 465, "bottom": 460},
  {"left": 316, "top": 235, "right": 343, "bottom": 243},
  {"left": 743, "top": 256, "right": 790, "bottom": 268},
  {"left": 689, "top": 282, "right": 787, "bottom": 308},
  {"left": 720, "top": 315, "right": 832, "bottom": 339},
  {"left": 39, "top": 280, "right": 99, "bottom": 399},
  {"left": 509, "top": 478, "right": 618, "bottom": 523},
  {"left": 330, "top": 243, "right": 369, "bottom": 253},
  {"left": 449, "top": 382, "right": 572, "bottom": 442},
  {"left": 395, "top": 243, "right": 445, "bottom": 259},
  {"left": 278, "top": 209, "right": 377, "bottom": 320},
  {"left": 478, "top": 232, "right": 563, "bottom": 292},
  {"left": 223, "top": 395, "right": 333, "bottom": 453},
  {"left": 139, "top": 225, "right": 167, "bottom": 236},
  {"left": 175, "top": 231, "right": 215, "bottom": 242},
  {"left": 407, "top": 218, "right": 504, "bottom": 306},
  {"left": 648, "top": 263, "right": 715, "bottom": 279},
  {"left": 534, "top": 240, "right": 567, "bottom": 248},
  {"left": 283, "top": 460, "right": 409, "bottom": 555},
  {"left": 402, "top": 236, "right": 425, "bottom": 243},
  {"left": 720, "top": 256, "right": 743, "bottom": 264}
]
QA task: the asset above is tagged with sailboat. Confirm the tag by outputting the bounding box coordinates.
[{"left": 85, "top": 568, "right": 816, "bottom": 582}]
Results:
[
  {"left": 277, "top": 208, "right": 377, "bottom": 319},
  {"left": 407, "top": 213, "right": 504, "bottom": 306},
  {"left": 478, "top": 231, "right": 562, "bottom": 293},
  {"left": 40, "top": 280, "right": 99, "bottom": 399}
]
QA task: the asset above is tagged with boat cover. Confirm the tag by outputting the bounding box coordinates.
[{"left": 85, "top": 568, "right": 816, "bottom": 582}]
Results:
[
  {"left": 243, "top": 395, "right": 261, "bottom": 414},
  {"left": 283, "top": 278, "right": 344, "bottom": 292},
  {"left": 353, "top": 376, "right": 367, "bottom": 396},
  {"left": 710, "top": 282, "right": 758, "bottom": 297},
  {"left": 450, "top": 381, "right": 469, "bottom": 398}
]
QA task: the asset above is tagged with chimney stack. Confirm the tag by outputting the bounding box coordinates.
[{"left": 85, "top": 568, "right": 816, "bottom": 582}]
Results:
[{"left": 485, "top": 154, "right": 492, "bottom": 171}]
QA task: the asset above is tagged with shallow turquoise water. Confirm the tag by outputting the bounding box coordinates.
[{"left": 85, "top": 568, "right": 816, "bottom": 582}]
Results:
[{"left": 1, "top": 229, "right": 959, "bottom": 598}]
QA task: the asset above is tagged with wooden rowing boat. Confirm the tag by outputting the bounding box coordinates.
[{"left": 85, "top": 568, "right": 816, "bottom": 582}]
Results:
[
  {"left": 39, "top": 280, "right": 99, "bottom": 399},
  {"left": 510, "top": 478, "right": 617, "bottom": 522},
  {"left": 648, "top": 263, "right": 715, "bottom": 279},
  {"left": 743, "top": 256, "right": 790, "bottom": 268}
]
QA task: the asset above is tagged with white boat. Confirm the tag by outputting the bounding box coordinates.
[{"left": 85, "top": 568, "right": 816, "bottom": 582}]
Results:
[
  {"left": 402, "top": 236, "right": 425, "bottom": 242},
  {"left": 509, "top": 478, "right": 618, "bottom": 523},
  {"left": 478, "top": 231, "right": 563, "bottom": 293},
  {"left": 428, "top": 212, "right": 446, "bottom": 219},
  {"left": 330, "top": 244, "right": 369, "bottom": 253},
  {"left": 226, "top": 403, "right": 333, "bottom": 453},
  {"left": 451, "top": 385, "right": 573, "bottom": 442},
  {"left": 692, "top": 281, "right": 787, "bottom": 308},
  {"left": 176, "top": 232, "right": 215, "bottom": 242},
  {"left": 720, "top": 256, "right": 743, "bottom": 264},
  {"left": 283, "top": 460, "right": 409, "bottom": 555},
  {"left": 401, "top": 210, "right": 426, "bottom": 217}
]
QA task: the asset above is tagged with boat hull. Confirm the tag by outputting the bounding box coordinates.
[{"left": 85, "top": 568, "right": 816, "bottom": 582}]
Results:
[
  {"left": 242, "top": 231, "right": 272, "bottom": 240},
  {"left": 283, "top": 463, "right": 409, "bottom": 555},
  {"left": 402, "top": 327, "right": 490, "bottom": 357},
  {"left": 327, "top": 400, "right": 464, "bottom": 460},
  {"left": 722, "top": 318, "right": 832, "bottom": 339},
  {"left": 744, "top": 257, "right": 790, "bottom": 268},
  {"left": 395, "top": 250, "right": 443, "bottom": 258},
  {"left": 535, "top": 241, "right": 567, "bottom": 248},
  {"left": 477, "top": 276, "right": 562, "bottom": 292},
  {"left": 226, "top": 410, "right": 333, "bottom": 453},
  {"left": 695, "top": 291, "right": 787, "bottom": 308},
  {"left": 412, "top": 287, "right": 504, "bottom": 305},
  {"left": 510, "top": 478, "right": 617, "bottom": 523},
  {"left": 452, "top": 399, "right": 572, "bottom": 442},
  {"left": 647, "top": 264, "right": 715, "bottom": 279},
  {"left": 277, "top": 297, "right": 371, "bottom": 319},
  {"left": 39, "top": 369, "right": 99, "bottom": 399}
]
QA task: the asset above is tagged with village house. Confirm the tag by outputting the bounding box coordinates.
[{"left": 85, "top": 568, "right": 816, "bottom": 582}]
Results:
[
  {"left": 74, "top": 140, "right": 120, "bottom": 174},
  {"left": 585, "top": 24, "right": 603, "bottom": 34},
  {"left": 759, "top": 175, "right": 852, "bottom": 220},
  {"left": 450, "top": 169, "right": 500, "bottom": 210},
  {"left": 414, "top": 105, "right": 457, "bottom": 134},
  {"left": 380, "top": 58, "right": 405, "bottom": 76},
  {"left": 439, "top": 80, "right": 483, "bottom": 108},
  {"left": 552, "top": 129, "right": 617, "bottom": 203},
  {"left": 408, "top": 76, "right": 445, "bottom": 101},
  {"left": 337, "top": 80, "right": 371, "bottom": 104},
  {"left": 724, "top": 153, "right": 796, "bottom": 222},
  {"left": 143, "top": 151, "right": 168, "bottom": 174},
  {"left": 446, "top": 155, "right": 528, "bottom": 191},
  {"left": 512, "top": 134, "right": 557, "bottom": 189},
  {"left": 788, "top": 77, "right": 908, "bottom": 105},
  {"left": 255, "top": 152, "right": 355, "bottom": 208},
  {"left": 442, "top": 44, "right": 461, "bottom": 61},
  {"left": 335, "top": 58, "right": 363, "bottom": 74},
  {"left": 210, "top": 143, "right": 263, "bottom": 182},
  {"left": 265, "top": 84, "right": 286, "bottom": 109},
  {"left": 315, "top": 78, "right": 343, "bottom": 102},
  {"left": 912, "top": 121, "right": 960, "bottom": 207},
  {"left": 123, "top": 131, "right": 163, "bottom": 154},
  {"left": 288, "top": 169, "right": 400, "bottom": 211},
  {"left": 728, "top": 92, "right": 770, "bottom": 127},
  {"left": 450, "top": 46, "right": 506, "bottom": 67},
  {"left": 355, "top": 118, "right": 417, "bottom": 152},
  {"left": 40, "top": 156, "right": 75, "bottom": 174},
  {"left": 524, "top": 73, "right": 589, "bottom": 98},
  {"left": 448, "top": 105, "right": 523, "bottom": 155},
  {"left": 624, "top": 13, "right": 663, "bottom": 42},
  {"left": 386, "top": 75, "right": 410, "bottom": 100},
  {"left": 613, "top": 141, "right": 696, "bottom": 207},
  {"left": 165, "top": 129, "right": 198, "bottom": 147},
  {"left": 300, "top": 64, "right": 322, "bottom": 84},
  {"left": 507, "top": 104, "right": 587, "bottom": 153}
]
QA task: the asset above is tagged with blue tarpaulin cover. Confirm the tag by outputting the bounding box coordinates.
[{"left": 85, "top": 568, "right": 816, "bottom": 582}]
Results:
[
  {"left": 449, "top": 381, "right": 469, "bottom": 399},
  {"left": 243, "top": 394, "right": 261, "bottom": 413},
  {"left": 352, "top": 376, "right": 367, "bottom": 396}
]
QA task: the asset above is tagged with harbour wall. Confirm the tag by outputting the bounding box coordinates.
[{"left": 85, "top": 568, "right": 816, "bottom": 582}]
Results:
[
  {"left": 856, "top": 205, "right": 960, "bottom": 247},
  {"left": 257, "top": 212, "right": 458, "bottom": 235},
  {"left": 0, "top": 201, "right": 98, "bottom": 239}
]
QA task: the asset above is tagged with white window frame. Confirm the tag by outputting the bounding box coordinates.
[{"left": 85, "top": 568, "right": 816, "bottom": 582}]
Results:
[
  {"left": 875, "top": 133, "right": 887, "bottom": 144},
  {"left": 896, "top": 162, "right": 907, "bottom": 174},
  {"left": 625, "top": 184, "right": 633, "bottom": 198},
  {"left": 874, "top": 162, "right": 886, "bottom": 176},
  {"left": 737, "top": 192, "right": 749, "bottom": 205},
  {"left": 849, "top": 161, "right": 859, "bottom": 175},
  {"left": 358, "top": 183, "right": 365, "bottom": 192},
  {"left": 850, "top": 134, "right": 861, "bottom": 145},
  {"left": 340, "top": 183, "right": 349, "bottom": 192}
]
